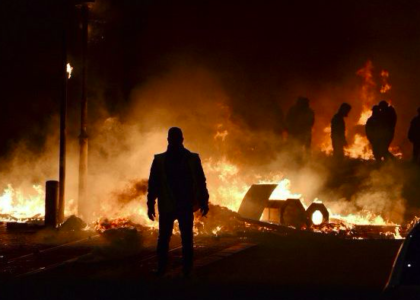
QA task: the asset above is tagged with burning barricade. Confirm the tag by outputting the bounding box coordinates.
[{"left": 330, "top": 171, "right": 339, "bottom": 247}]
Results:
[
  {"left": 0, "top": 174, "right": 417, "bottom": 241},
  {"left": 237, "top": 182, "right": 407, "bottom": 239}
]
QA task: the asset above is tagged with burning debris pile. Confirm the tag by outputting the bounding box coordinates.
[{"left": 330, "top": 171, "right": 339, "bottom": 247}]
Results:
[
  {"left": 0, "top": 185, "right": 45, "bottom": 223},
  {"left": 237, "top": 179, "right": 416, "bottom": 240},
  {"left": 94, "top": 217, "right": 147, "bottom": 233},
  {"left": 310, "top": 218, "right": 402, "bottom": 239},
  {"left": 0, "top": 174, "right": 417, "bottom": 240},
  {"left": 85, "top": 176, "right": 417, "bottom": 240},
  {"left": 193, "top": 204, "right": 274, "bottom": 237},
  {"left": 92, "top": 204, "right": 273, "bottom": 238}
]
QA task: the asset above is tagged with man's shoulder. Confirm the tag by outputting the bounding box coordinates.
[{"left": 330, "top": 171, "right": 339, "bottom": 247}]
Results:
[
  {"left": 154, "top": 153, "right": 166, "bottom": 161},
  {"left": 185, "top": 150, "right": 200, "bottom": 161},
  {"left": 153, "top": 149, "right": 201, "bottom": 160},
  {"left": 189, "top": 151, "right": 199, "bottom": 158},
  {"left": 331, "top": 113, "right": 341, "bottom": 122},
  {"left": 412, "top": 116, "right": 420, "bottom": 124}
]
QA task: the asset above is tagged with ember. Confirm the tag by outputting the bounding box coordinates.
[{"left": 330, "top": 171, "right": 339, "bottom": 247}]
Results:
[{"left": 94, "top": 217, "right": 138, "bottom": 232}]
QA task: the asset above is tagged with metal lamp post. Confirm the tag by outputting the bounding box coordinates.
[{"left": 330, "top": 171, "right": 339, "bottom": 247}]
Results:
[
  {"left": 57, "top": 0, "right": 94, "bottom": 225},
  {"left": 76, "top": 1, "right": 94, "bottom": 219}
]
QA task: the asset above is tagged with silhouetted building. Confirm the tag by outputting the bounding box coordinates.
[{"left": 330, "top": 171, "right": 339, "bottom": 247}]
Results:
[
  {"left": 331, "top": 103, "right": 351, "bottom": 159},
  {"left": 147, "top": 127, "right": 209, "bottom": 276},
  {"left": 286, "top": 97, "right": 315, "bottom": 153},
  {"left": 408, "top": 108, "right": 420, "bottom": 163}
]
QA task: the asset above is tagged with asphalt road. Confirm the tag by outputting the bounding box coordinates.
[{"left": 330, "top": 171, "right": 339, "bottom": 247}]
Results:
[{"left": 1, "top": 228, "right": 403, "bottom": 300}]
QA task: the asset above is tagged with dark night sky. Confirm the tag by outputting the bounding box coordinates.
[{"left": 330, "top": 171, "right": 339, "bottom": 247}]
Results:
[{"left": 1, "top": 0, "right": 420, "bottom": 156}]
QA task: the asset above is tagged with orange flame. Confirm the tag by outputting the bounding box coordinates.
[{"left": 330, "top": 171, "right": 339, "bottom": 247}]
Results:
[
  {"left": 267, "top": 178, "right": 302, "bottom": 201},
  {"left": 0, "top": 184, "right": 76, "bottom": 222},
  {"left": 380, "top": 70, "right": 391, "bottom": 94},
  {"left": 344, "top": 134, "right": 373, "bottom": 160},
  {"left": 356, "top": 60, "right": 376, "bottom": 123}
]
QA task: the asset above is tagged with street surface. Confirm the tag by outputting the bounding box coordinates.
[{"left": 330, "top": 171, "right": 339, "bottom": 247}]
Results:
[{"left": 0, "top": 223, "right": 402, "bottom": 299}]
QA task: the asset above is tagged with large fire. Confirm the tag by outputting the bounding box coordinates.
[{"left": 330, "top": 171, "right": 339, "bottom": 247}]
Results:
[
  {"left": 0, "top": 171, "right": 399, "bottom": 232},
  {"left": 0, "top": 184, "right": 76, "bottom": 223},
  {"left": 0, "top": 60, "right": 411, "bottom": 238},
  {"left": 0, "top": 185, "right": 44, "bottom": 221}
]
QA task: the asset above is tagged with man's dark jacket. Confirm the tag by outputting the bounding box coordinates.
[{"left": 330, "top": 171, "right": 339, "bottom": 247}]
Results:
[{"left": 147, "top": 147, "right": 209, "bottom": 214}]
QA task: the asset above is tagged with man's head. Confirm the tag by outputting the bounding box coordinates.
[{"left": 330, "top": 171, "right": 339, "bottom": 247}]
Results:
[
  {"left": 168, "top": 127, "right": 184, "bottom": 146},
  {"left": 297, "top": 96, "right": 309, "bottom": 108},
  {"left": 372, "top": 105, "right": 380, "bottom": 116},
  {"left": 379, "top": 100, "right": 389, "bottom": 109},
  {"left": 339, "top": 103, "right": 352, "bottom": 117}
]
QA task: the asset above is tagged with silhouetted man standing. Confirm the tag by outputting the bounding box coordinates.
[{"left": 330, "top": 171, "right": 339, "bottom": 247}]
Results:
[
  {"left": 378, "top": 100, "right": 397, "bottom": 160},
  {"left": 147, "top": 127, "right": 209, "bottom": 276},
  {"left": 286, "top": 97, "right": 315, "bottom": 153},
  {"left": 331, "top": 103, "right": 352, "bottom": 159},
  {"left": 408, "top": 108, "right": 420, "bottom": 163},
  {"left": 366, "top": 105, "right": 384, "bottom": 161}
]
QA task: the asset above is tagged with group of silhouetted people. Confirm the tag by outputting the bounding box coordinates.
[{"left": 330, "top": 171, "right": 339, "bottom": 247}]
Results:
[
  {"left": 365, "top": 101, "right": 397, "bottom": 161},
  {"left": 284, "top": 96, "right": 420, "bottom": 163},
  {"left": 331, "top": 100, "right": 420, "bottom": 163}
]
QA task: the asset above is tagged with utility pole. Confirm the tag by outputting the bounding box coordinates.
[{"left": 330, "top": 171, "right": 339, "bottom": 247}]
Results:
[
  {"left": 78, "top": 3, "right": 89, "bottom": 218},
  {"left": 76, "top": 0, "right": 94, "bottom": 218},
  {"left": 58, "top": 0, "right": 94, "bottom": 223},
  {"left": 58, "top": 1, "right": 70, "bottom": 224}
]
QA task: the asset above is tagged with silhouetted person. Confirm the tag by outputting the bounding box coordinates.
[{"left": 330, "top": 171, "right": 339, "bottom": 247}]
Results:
[
  {"left": 286, "top": 97, "right": 315, "bottom": 153},
  {"left": 378, "top": 100, "right": 397, "bottom": 160},
  {"left": 366, "top": 105, "right": 384, "bottom": 161},
  {"left": 331, "top": 103, "right": 352, "bottom": 159},
  {"left": 408, "top": 108, "right": 420, "bottom": 163},
  {"left": 147, "top": 127, "right": 209, "bottom": 276}
]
